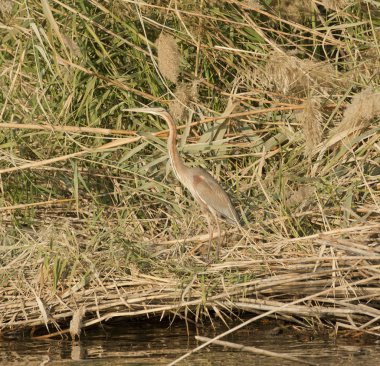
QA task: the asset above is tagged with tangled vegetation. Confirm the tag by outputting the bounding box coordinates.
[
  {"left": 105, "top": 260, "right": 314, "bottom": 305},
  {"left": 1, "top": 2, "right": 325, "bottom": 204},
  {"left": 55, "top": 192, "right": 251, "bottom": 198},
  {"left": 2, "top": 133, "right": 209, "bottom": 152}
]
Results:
[{"left": 0, "top": 0, "right": 379, "bottom": 339}]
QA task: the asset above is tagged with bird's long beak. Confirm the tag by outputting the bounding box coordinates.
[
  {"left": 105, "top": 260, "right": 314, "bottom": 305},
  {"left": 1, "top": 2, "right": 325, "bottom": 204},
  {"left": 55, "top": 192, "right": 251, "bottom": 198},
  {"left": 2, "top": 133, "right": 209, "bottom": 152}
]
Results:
[{"left": 123, "top": 107, "right": 166, "bottom": 116}]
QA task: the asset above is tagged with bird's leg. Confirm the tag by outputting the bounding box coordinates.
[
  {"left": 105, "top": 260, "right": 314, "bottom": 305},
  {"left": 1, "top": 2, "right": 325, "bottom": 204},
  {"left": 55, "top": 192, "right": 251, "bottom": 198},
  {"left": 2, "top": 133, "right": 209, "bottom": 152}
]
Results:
[
  {"left": 215, "top": 217, "right": 221, "bottom": 260},
  {"left": 206, "top": 214, "right": 213, "bottom": 261}
]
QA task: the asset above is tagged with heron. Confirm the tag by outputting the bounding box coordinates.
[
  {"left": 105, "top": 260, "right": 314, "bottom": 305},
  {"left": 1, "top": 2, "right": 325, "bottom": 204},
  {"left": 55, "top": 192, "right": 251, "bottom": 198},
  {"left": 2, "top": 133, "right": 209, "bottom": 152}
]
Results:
[{"left": 127, "top": 107, "right": 240, "bottom": 259}]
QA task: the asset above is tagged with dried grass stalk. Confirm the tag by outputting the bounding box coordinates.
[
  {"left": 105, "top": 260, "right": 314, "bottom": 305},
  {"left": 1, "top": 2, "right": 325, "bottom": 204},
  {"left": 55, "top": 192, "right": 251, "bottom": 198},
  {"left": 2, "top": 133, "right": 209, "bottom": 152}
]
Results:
[
  {"left": 329, "top": 88, "right": 380, "bottom": 146},
  {"left": 2, "top": 0, "right": 380, "bottom": 342},
  {"left": 196, "top": 336, "right": 316, "bottom": 365},
  {"left": 353, "top": 48, "right": 380, "bottom": 83},
  {"left": 155, "top": 32, "right": 181, "bottom": 84},
  {"left": 296, "top": 97, "right": 323, "bottom": 157},
  {"left": 2, "top": 224, "right": 380, "bottom": 338}
]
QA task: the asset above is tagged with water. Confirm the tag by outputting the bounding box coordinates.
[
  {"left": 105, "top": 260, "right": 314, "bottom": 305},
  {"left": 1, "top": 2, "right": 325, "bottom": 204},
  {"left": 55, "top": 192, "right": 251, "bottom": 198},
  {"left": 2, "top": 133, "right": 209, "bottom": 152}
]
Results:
[{"left": 1, "top": 319, "right": 380, "bottom": 365}]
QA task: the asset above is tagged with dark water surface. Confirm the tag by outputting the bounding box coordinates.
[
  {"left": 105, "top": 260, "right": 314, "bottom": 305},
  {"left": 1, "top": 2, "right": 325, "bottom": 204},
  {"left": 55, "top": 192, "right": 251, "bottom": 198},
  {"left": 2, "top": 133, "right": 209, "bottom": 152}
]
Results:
[{"left": 1, "top": 319, "right": 380, "bottom": 365}]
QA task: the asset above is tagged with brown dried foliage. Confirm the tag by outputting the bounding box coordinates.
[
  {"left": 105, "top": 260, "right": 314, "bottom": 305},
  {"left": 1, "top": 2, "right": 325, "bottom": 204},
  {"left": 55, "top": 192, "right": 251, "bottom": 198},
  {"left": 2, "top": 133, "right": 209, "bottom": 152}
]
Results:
[
  {"left": 240, "top": 0, "right": 264, "bottom": 10},
  {"left": 286, "top": 185, "right": 314, "bottom": 208},
  {"left": 69, "top": 306, "right": 86, "bottom": 339},
  {"left": 168, "top": 81, "right": 199, "bottom": 122},
  {"left": 169, "top": 83, "right": 191, "bottom": 122},
  {"left": 0, "top": 0, "right": 13, "bottom": 16},
  {"left": 272, "top": 0, "right": 312, "bottom": 22},
  {"left": 320, "top": 0, "right": 353, "bottom": 10}
]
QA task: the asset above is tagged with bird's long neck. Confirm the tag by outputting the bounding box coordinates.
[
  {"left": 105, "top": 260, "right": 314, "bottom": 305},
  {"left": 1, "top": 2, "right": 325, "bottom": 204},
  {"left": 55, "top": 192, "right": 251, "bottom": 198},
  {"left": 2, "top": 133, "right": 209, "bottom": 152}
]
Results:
[{"left": 160, "top": 112, "right": 187, "bottom": 183}]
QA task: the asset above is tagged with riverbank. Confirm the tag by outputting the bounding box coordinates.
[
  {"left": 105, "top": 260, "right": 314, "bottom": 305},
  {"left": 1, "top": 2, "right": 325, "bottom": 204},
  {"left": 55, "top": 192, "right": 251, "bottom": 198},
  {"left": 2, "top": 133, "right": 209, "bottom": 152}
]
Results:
[{"left": 1, "top": 0, "right": 379, "bottom": 338}]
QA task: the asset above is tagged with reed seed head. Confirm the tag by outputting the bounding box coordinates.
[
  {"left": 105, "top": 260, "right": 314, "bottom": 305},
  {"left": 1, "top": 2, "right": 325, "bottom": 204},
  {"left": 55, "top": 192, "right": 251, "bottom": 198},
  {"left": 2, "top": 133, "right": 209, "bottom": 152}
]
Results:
[
  {"left": 296, "top": 97, "right": 323, "bottom": 157},
  {"left": 155, "top": 32, "right": 181, "bottom": 84},
  {"left": 329, "top": 88, "right": 380, "bottom": 146}
]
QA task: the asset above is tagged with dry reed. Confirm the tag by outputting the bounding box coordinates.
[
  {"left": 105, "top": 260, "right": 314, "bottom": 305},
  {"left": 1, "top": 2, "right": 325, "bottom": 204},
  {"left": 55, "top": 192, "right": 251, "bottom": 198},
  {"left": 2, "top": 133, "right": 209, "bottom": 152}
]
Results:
[{"left": 0, "top": 0, "right": 379, "bottom": 342}]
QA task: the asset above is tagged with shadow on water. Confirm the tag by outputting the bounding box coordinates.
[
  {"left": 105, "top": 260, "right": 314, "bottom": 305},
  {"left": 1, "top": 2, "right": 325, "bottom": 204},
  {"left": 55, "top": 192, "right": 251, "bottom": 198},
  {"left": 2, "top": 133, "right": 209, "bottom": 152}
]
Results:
[{"left": 1, "top": 318, "right": 380, "bottom": 365}]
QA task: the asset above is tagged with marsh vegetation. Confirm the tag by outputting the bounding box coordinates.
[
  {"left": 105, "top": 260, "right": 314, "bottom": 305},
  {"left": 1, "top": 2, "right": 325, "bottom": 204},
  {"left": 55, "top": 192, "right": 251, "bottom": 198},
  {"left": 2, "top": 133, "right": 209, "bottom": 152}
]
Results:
[{"left": 0, "top": 0, "right": 380, "bottom": 343}]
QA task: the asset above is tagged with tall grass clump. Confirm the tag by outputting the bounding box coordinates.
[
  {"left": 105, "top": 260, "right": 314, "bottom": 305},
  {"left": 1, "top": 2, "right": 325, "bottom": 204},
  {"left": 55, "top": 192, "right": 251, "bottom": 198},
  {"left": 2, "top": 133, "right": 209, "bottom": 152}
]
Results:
[{"left": 0, "top": 0, "right": 379, "bottom": 339}]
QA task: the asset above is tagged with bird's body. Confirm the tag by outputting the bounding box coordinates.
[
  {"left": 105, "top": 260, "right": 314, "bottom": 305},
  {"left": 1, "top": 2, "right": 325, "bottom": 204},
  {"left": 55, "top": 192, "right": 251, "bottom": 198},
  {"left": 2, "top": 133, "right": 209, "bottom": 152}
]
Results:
[
  {"left": 182, "top": 166, "right": 239, "bottom": 224},
  {"left": 127, "top": 107, "right": 239, "bottom": 259}
]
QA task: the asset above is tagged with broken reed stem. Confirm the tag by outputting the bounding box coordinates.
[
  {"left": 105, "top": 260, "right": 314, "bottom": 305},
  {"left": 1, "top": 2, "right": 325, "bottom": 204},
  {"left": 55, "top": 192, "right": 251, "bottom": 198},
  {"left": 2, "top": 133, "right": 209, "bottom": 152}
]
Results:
[
  {"left": 1, "top": 104, "right": 306, "bottom": 137},
  {"left": 5, "top": 257, "right": 379, "bottom": 337},
  {"left": 168, "top": 273, "right": 380, "bottom": 366},
  {"left": 0, "top": 122, "right": 137, "bottom": 136},
  {"left": 0, "top": 198, "right": 75, "bottom": 212},
  {"left": 0, "top": 105, "right": 304, "bottom": 175},
  {"left": 195, "top": 336, "right": 318, "bottom": 366},
  {"left": 0, "top": 136, "right": 140, "bottom": 174}
]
